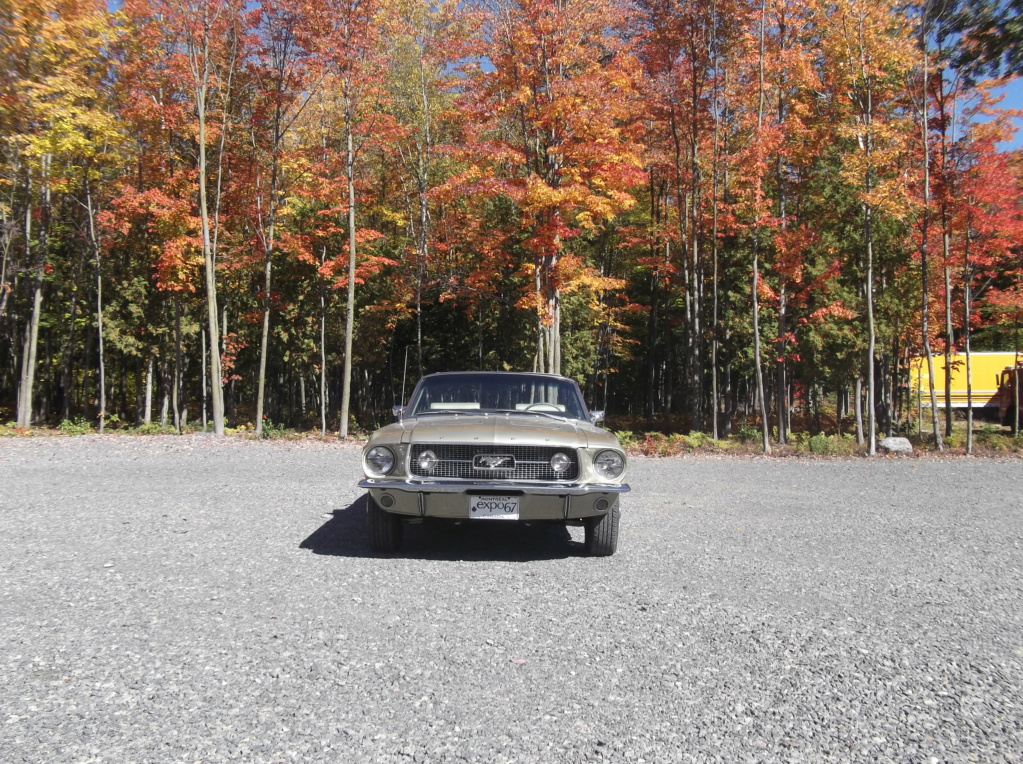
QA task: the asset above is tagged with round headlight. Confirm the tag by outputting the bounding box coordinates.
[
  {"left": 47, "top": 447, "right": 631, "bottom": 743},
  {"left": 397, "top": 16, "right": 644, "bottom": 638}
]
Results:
[
  {"left": 417, "top": 449, "right": 438, "bottom": 472},
  {"left": 550, "top": 452, "right": 571, "bottom": 473},
  {"left": 365, "top": 446, "right": 395, "bottom": 476},
  {"left": 593, "top": 450, "right": 625, "bottom": 480}
]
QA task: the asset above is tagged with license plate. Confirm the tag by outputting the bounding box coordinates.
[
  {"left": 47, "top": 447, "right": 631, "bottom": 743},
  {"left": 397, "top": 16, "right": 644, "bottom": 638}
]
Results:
[{"left": 469, "top": 495, "right": 520, "bottom": 520}]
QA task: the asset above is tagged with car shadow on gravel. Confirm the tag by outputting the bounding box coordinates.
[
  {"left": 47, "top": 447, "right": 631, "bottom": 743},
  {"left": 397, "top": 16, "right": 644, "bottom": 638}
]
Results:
[{"left": 300, "top": 495, "right": 581, "bottom": 561}]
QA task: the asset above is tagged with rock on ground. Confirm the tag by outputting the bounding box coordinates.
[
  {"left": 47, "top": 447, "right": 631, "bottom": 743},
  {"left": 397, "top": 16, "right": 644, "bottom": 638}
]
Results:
[{"left": 878, "top": 436, "right": 914, "bottom": 454}]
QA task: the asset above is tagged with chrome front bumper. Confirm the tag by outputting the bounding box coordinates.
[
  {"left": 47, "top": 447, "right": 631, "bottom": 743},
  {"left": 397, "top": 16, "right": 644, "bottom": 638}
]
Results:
[
  {"left": 359, "top": 477, "right": 628, "bottom": 520},
  {"left": 358, "top": 478, "right": 630, "bottom": 495}
]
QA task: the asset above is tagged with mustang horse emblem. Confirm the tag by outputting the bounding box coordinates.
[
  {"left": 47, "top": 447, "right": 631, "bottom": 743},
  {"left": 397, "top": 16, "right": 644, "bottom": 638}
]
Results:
[{"left": 474, "top": 454, "right": 515, "bottom": 469}]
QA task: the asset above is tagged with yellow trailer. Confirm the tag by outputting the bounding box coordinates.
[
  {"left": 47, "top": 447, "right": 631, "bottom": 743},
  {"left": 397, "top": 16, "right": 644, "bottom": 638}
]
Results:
[{"left": 911, "top": 351, "right": 1022, "bottom": 409}]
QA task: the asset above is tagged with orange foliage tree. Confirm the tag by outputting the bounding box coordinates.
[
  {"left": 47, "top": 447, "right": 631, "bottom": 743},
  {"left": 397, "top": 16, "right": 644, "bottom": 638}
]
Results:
[{"left": 462, "top": 0, "right": 646, "bottom": 374}]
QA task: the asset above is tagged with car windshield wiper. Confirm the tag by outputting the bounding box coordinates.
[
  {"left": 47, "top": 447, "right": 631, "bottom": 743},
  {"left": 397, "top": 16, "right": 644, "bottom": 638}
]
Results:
[
  {"left": 492, "top": 408, "right": 574, "bottom": 422},
  {"left": 408, "top": 408, "right": 481, "bottom": 417}
]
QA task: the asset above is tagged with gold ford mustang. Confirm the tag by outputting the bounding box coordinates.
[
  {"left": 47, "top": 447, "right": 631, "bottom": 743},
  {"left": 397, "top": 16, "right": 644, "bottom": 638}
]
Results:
[{"left": 358, "top": 371, "right": 630, "bottom": 556}]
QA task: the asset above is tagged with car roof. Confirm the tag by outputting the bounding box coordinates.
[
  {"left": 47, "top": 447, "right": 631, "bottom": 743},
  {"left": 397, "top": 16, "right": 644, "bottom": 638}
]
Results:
[{"left": 419, "top": 371, "right": 575, "bottom": 382}]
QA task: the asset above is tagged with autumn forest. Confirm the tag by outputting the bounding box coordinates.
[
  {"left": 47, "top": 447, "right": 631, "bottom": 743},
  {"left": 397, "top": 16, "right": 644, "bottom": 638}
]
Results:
[{"left": 1, "top": 0, "right": 1021, "bottom": 452}]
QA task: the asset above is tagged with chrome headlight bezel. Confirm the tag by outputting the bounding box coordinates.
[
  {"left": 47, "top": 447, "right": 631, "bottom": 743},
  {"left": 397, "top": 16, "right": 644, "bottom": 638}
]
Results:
[
  {"left": 364, "top": 446, "right": 395, "bottom": 476},
  {"left": 593, "top": 449, "right": 625, "bottom": 480}
]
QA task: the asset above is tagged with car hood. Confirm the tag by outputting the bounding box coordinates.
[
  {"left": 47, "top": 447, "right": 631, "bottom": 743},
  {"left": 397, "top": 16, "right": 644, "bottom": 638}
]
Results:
[{"left": 390, "top": 414, "right": 619, "bottom": 450}]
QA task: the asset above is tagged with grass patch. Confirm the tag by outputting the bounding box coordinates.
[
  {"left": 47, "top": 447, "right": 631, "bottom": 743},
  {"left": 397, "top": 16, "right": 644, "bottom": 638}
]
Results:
[
  {"left": 736, "top": 419, "right": 761, "bottom": 443},
  {"left": 127, "top": 422, "right": 179, "bottom": 435},
  {"left": 973, "top": 425, "right": 1019, "bottom": 452},
  {"left": 260, "top": 417, "right": 288, "bottom": 440},
  {"left": 58, "top": 416, "right": 93, "bottom": 436},
  {"left": 618, "top": 430, "right": 734, "bottom": 456},
  {"left": 793, "top": 432, "right": 858, "bottom": 456}
]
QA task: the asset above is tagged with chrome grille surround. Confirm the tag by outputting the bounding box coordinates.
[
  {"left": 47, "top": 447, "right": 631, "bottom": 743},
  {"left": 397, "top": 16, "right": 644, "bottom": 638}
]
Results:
[{"left": 409, "top": 444, "right": 579, "bottom": 482}]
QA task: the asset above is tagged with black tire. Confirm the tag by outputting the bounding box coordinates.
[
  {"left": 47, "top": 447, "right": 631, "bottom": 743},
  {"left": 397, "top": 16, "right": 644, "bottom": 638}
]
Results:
[
  {"left": 584, "top": 501, "right": 620, "bottom": 557},
  {"left": 1004, "top": 404, "right": 1018, "bottom": 428},
  {"left": 367, "top": 495, "right": 402, "bottom": 553}
]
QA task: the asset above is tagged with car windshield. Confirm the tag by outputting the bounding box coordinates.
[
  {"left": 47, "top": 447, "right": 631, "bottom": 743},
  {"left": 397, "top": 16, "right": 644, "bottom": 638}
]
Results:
[{"left": 405, "top": 373, "right": 589, "bottom": 421}]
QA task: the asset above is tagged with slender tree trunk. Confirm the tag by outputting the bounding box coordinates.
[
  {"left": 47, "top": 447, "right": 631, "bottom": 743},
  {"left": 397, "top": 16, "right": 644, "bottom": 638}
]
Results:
[
  {"left": 222, "top": 305, "right": 232, "bottom": 425},
  {"left": 86, "top": 182, "right": 106, "bottom": 434},
  {"left": 41, "top": 318, "right": 51, "bottom": 423},
  {"left": 415, "top": 175, "right": 426, "bottom": 380},
  {"left": 922, "top": 298, "right": 943, "bottom": 446},
  {"left": 339, "top": 120, "right": 357, "bottom": 439},
  {"left": 540, "top": 259, "right": 562, "bottom": 376},
  {"left": 82, "top": 316, "right": 92, "bottom": 421},
  {"left": 689, "top": 104, "right": 702, "bottom": 429},
  {"left": 942, "top": 260, "right": 954, "bottom": 437},
  {"left": 859, "top": 75, "right": 878, "bottom": 456},
  {"left": 936, "top": 56, "right": 955, "bottom": 440},
  {"left": 775, "top": 21, "right": 788, "bottom": 446},
  {"left": 964, "top": 224, "right": 973, "bottom": 454},
  {"left": 534, "top": 311, "right": 544, "bottom": 373},
  {"left": 18, "top": 313, "right": 33, "bottom": 426},
  {"left": 711, "top": 82, "right": 721, "bottom": 440},
  {"left": 144, "top": 355, "right": 153, "bottom": 424},
  {"left": 160, "top": 348, "right": 170, "bottom": 428},
  {"left": 855, "top": 375, "right": 864, "bottom": 445},
  {"left": 1014, "top": 270, "right": 1020, "bottom": 436},
  {"left": 752, "top": 0, "right": 770, "bottom": 454},
  {"left": 17, "top": 166, "right": 48, "bottom": 428},
  {"left": 119, "top": 352, "right": 128, "bottom": 423},
  {"left": 134, "top": 360, "right": 143, "bottom": 425},
  {"left": 645, "top": 174, "right": 660, "bottom": 420},
  {"left": 320, "top": 245, "right": 328, "bottom": 437},
  {"left": 668, "top": 108, "right": 690, "bottom": 417},
  {"left": 776, "top": 293, "right": 788, "bottom": 444},
  {"left": 752, "top": 238, "right": 770, "bottom": 454},
  {"left": 59, "top": 243, "right": 86, "bottom": 420},
  {"left": 416, "top": 60, "right": 432, "bottom": 378},
  {"left": 836, "top": 385, "right": 844, "bottom": 435},
  {"left": 201, "top": 319, "right": 208, "bottom": 430},
  {"left": 173, "top": 296, "right": 182, "bottom": 432},
  {"left": 646, "top": 269, "right": 660, "bottom": 419},
  {"left": 254, "top": 86, "right": 286, "bottom": 437},
  {"left": 534, "top": 258, "right": 544, "bottom": 374},
  {"left": 189, "top": 7, "right": 226, "bottom": 436},
  {"left": 0, "top": 195, "right": 12, "bottom": 320},
  {"left": 16, "top": 202, "right": 32, "bottom": 423},
  {"left": 549, "top": 295, "right": 562, "bottom": 376},
  {"left": 865, "top": 201, "right": 876, "bottom": 455},
  {"left": 255, "top": 241, "right": 273, "bottom": 435},
  {"left": 415, "top": 270, "right": 423, "bottom": 378},
  {"left": 918, "top": 16, "right": 943, "bottom": 449},
  {"left": 888, "top": 340, "right": 898, "bottom": 436},
  {"left": 198, "top": 128, "right": 224, "bottom": 433}
]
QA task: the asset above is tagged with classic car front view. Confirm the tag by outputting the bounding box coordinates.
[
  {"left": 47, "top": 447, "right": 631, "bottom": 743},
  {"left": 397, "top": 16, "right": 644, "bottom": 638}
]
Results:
[{"left": 358, "top": 371, "right": 630, "bottom": 556}]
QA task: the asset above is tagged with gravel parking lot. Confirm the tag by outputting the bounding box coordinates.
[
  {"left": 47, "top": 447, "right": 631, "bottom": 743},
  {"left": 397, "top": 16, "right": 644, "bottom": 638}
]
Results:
[{"left": 1, "top": 436, "right": 1021, "bottom": 763}]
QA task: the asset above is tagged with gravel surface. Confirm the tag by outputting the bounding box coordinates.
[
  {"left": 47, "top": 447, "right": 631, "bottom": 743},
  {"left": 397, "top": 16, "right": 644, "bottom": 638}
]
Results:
[{"left": 1, "top": 436, "right": 1022, "bottom": 763}]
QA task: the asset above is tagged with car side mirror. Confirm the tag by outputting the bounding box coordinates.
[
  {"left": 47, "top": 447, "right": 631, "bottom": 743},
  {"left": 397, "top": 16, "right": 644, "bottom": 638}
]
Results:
[
  {"left": 392, "top": 405, "right": 405, "bottom": 420},
  {"left": 589, "top": 410, "right": 604, "bottom": 425}
]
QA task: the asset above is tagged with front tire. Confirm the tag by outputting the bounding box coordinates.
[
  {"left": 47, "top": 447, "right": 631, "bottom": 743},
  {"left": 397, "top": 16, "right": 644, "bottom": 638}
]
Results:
[
  {"left": 367, "top": 495, "right": 402, "bottom": 553},
  {"left": 584, "top": 502, "right": 620, "bottom": 557},
  {"left": 1004, "top": 404, "right": 1018, "bottom": 428}
]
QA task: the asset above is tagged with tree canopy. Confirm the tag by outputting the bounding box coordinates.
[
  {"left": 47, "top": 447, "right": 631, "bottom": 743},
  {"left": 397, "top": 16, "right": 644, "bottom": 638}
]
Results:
[{"left": 0, "top": 0, "right": 1021, "bottom": 451}]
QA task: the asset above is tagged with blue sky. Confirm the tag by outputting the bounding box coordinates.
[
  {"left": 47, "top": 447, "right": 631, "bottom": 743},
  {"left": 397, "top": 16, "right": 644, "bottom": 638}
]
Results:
[{"left": 991, "top": 78, "right": 1023, "bottom": 150}]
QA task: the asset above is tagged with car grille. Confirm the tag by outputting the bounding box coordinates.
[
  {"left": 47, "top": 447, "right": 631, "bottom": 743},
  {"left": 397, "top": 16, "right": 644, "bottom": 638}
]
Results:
[{"left": 409, "top": 444, "right": 579, "bottom": 481}]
